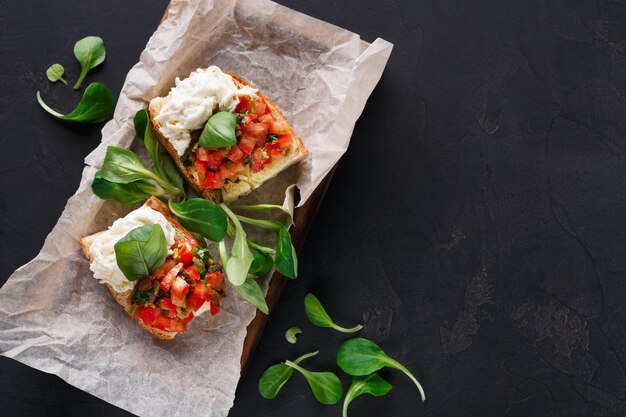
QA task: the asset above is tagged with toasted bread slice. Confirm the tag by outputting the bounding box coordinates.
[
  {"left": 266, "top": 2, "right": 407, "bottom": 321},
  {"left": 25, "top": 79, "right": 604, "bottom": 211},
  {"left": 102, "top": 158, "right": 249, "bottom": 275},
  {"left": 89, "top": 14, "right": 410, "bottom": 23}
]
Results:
[
  {"left": 80, "top": 197, "right": 200, "bottom": 340},
  {"left": 148, "top": 71, "right": 307, "bottom": 203}
]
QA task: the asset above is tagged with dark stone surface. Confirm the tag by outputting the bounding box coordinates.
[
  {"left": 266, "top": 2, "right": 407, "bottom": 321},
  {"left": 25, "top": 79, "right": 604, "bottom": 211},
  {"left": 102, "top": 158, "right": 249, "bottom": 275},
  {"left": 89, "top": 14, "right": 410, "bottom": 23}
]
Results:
[{"left": 2, "top": 0, "right": 626, "bottom": 416}]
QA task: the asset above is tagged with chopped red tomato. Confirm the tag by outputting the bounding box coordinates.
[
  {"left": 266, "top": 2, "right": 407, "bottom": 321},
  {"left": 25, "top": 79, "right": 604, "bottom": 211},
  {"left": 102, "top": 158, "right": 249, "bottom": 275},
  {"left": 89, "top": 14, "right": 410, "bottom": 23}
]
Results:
[
  {"left": 203, "top": 171, "right": 224, "bottom": 189},
  {"left": 258, "top": 113, "right": 273, "bottom": 125},
  {"left": 171, "top": 277, "right": 190, "bottom": 307},
  {"left": 243, "top": 114, "right": 258, "bottom": 124},
  {"left": 188, "top": 283, "right": 210, "bottom": 311},
  {"left": 205, "top": 150, "right": 224, "bottom": 170},
  {"left": 220, "top": 161, "right": 245, "bottom": 180},
  {"left": 152, "top": 258, "right": 177, "bottom": 280},
  {"left": 205, "top": 271, "right": 224, "bottom": 290},
  {"left": 137, "top": 307, "right": 160, "bottom": 325},
  {"left": 210, "top": 301, "right": 220, "bottom": 316},
  {"left": 243, "top": 121, "right": 269, "bottom": 143},
  {"left": 265, "top": 141, "right": 283, "bottom": 158},
  {"left": 269, "top": 120, "right": 288, "bottom": 135},
  {"left": 179, "top": 242, "right": 195, "bottom": 265},
  {"left": 226, "top": 145, "right": 245, "bottom": 162},
  {"left": 158, "top": 298, "right": 179, "bottom": 319},
  {"left": 235, "top": 97, "right": 250, "bottom": 113},
  {"left": 182, "top": 312, "right": 195, "bottom": 325},
  {"left": 238, "top": 134, "right": 256, "bottom": 154},
  {"left": 152, "top": 316, "right": 185, "bottom": 332},
  {"left": 255, "top": 100, "right": 267, "bottom": 116},
  {"left": 277, "top": 134, "right": 292, "bottom": 150},
  {"left": 251, "top": 148, "right": 271, "bottom": 173},
  {"left": 160, "top": 262, "right": 183, "bottom": 292},
  {"left": 194, "top": 160, "right": 207, "bottom": 186},
  {"left": 184, "top": 265, "right": 200, "bottom": 281}
]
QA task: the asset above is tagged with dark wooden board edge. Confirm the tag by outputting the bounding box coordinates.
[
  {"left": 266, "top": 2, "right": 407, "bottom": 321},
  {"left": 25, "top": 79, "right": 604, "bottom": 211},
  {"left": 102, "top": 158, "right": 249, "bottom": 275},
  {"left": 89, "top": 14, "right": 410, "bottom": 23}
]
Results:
[{"left": 159, "top": 3, "right": 339, "bottom": 371}]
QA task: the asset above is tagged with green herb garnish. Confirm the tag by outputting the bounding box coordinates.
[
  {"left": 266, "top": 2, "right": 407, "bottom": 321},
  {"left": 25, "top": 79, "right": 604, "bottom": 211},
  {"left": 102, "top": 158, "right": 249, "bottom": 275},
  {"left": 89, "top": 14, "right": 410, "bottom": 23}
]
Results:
[
  {"left": 258, "top": 351, "right": 318, "bottom": 399},
  {"left": 46, "top": 64, "right": 67, "bottom": 85},
  {"left": 73, "top": 36, "right": 106, "bottom": 89},
  {"left": 284, "top": 326, "right": 302, "bottom": 344},
  {"left": 343, "top": 373, "right": 393, "bottom": 417},
  {"left": 36, "top": 82, "right": 114, "bottom": 123},
  {"left": 114, "top": 224, "right": 168, "bottom": 281},
  {"left": 304, "top": 293, "right": 363, "bottom": 333},
  {"left": 337, "top": 337, "right": 425, "bottom": 402}
]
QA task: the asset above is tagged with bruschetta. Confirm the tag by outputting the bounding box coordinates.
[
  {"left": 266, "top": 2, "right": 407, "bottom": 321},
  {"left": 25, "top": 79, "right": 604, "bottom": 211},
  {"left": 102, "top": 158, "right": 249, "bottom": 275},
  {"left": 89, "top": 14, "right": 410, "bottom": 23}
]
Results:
[
  {"left": 148, "top": 66, "right": 307, "bottom": 203},
  {"left": 80, "top": 197, "right": 224, "bottom": 339}
]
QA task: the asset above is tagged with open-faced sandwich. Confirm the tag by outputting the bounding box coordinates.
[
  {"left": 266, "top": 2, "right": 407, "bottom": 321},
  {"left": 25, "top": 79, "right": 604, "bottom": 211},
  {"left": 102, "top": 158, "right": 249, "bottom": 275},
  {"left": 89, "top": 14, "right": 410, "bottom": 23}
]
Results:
[
  {"left": 148, "top": 66, "right": 307, "bottom": 203},
  {"left": 80, "top": 197, "right": 224, "bottom": 339}
]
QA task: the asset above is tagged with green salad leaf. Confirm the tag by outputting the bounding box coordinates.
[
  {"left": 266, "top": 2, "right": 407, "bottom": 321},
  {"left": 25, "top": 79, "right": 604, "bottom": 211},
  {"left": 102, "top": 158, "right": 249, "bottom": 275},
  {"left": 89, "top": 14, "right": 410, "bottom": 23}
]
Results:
[
  {"left": 258, "top": 351, "right": 319, "bottom": 399},
  {"left": 36, "top": 82, "right": 114, "bottom": 123},
  {"left": 343, "top": 373, "right": 393, "bottom": 417},
  {"left": 73, "top": 36, "right": 106, "bottom": 89},
  {"left": 46, "top": 64, "right": 67, "bottom": 85},
  {"left": 220, "top": 204, "right": 253, "bottom": 286},
  {"left": 168, "top": 198, "right": 227, "bottom": 242},
  {"left": 337, "top": 337, "right": 425, "bottom": 402},
  {"left": 199, "top": 111, "right": 238, "bottom": 148},
  {"left": 234, "top": 277, "right": 268, "bottom": 314},
  {"left": 284, "top": 326, "right": 302, "bottom": 344},
  {"left": 114, "top": 224, "right": 168, "bottom": 281},
  {"left": 284, "top": 360, "right": 343, "bottom": 404},
  {"left": 305, "top": 293, "right": 363, "bottom": 333}
]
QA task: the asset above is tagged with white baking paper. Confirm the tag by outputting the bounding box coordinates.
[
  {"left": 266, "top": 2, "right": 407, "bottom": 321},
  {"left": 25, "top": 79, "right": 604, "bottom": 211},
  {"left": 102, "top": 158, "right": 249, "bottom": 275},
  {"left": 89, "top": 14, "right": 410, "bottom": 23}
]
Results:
[{"left": 0, "top": 1, "right": 392, "bottom": 416}]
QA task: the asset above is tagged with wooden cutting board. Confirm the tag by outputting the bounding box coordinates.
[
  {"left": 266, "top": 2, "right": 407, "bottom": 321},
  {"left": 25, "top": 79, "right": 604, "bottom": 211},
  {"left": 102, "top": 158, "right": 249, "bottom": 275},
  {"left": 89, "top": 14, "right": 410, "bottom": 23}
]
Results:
[{"left": 158, "top": 4, "right": 339, "bottom": 371}]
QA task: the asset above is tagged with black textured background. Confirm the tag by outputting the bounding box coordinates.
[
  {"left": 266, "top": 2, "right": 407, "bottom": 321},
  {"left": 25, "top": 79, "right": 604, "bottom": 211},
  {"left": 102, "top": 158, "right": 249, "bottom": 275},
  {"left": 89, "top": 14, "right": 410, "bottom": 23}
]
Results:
[{"left": 2, "top": 1, "right": 626, "bottom": 416}]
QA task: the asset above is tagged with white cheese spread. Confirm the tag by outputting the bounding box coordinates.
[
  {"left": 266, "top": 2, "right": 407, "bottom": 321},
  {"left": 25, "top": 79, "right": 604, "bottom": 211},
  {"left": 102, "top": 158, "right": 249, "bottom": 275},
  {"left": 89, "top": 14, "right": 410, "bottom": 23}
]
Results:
[
  {"left": 88, "top": 205, "right": 177, "bottom": 294},
  {"left": 153, "top": 66, "right": 258, "bottom": 156}
]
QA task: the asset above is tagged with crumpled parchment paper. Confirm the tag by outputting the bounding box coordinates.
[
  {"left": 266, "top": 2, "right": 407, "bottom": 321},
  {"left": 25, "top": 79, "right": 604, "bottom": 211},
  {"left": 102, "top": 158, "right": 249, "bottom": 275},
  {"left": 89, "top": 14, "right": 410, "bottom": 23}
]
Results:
[{"left": 0, "top": 1, "right": 392, "bottom": 416}]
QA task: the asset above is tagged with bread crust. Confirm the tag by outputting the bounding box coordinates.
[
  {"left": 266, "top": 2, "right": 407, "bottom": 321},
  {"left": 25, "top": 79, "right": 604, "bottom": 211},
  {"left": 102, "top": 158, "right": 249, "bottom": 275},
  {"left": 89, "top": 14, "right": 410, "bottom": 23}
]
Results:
[
  {"left": 79, "top": 197, "right": 195, "bottom": 340},
  {"left": 148, "top": 70, "right": 307, "bottom": 203}
]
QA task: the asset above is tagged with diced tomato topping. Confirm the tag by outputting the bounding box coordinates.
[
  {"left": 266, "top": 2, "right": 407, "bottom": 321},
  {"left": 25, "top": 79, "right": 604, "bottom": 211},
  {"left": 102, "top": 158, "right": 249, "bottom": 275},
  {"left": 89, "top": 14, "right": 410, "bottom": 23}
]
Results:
[
  {"left": 137, "top": 307, "right": 160, "bottom": 325},
  {"left": 243, "top": 114, "right": 258, "bottom": 124},
  {"left": 184, "top": 265, "right": 200, "bottom": 281},
  {"left": 258, "top": 113, "right": 273, "bottom": 125},
  {"left": 194, "top": 160, "right": 207, "bottom": 185},
  {"left": 179, "top": 241, "right": 195, "bottom": 265},
  {"left": 171, "top": 277, "right": 190, "bottom": 307},
  {"left": 219, "top": 161, "right": 244, "bottom": 180},
  {"left": 255, "top": 100, "right": 267, "bottom": 116},
  {"left": 277, "top": 134, "right": 292, "bottom": 150},
  {"left": 196, "top": 147, "right": 210, "bottom": 161},
  {"left": 158, "top": 298, "right": 179, "bottom": 319},
  {"left": 182, "top": 312, "right": 195, "bottom": 325},
  {"left": 226, "top": 145, "right": 245, "bottom": 162},
  {"left": 152, "top": 258, "right": 177, "bottom": 280},
  {"left": 160, "top": 262, "right": 183, "bottom": 292},
  {"left": 238, "top": 134, "right": 256, "bottom": 154},
  {"left": 210, "top": 301, "right": 220, "bottom": 316},
  {"left": 251, "top": 148, "right": 271, "bottom": 173},
  {"left": 243, "top": 121, "right": 269, "bottom": 142},
  {"left": 205, "top": 150, "right": 224, "bottom": 170},
  {"left": 265, "top": 141, "right": 283, "bottom": 158},
  {"left": 235, "top": 97, "right": 250, "bottom": 113},
  {"left": 187, "top": 283, "right": 210, "bottom": 312},
  {"left": 269, "top": 120, "right": 288, "bottom": 135},
  {"left": 205, "top": 271, "right": 224, "bottom": 290},
  {"left": 203, "top": 170, "right": 225, "bottom": 189},
  {"left": 152, "top": 316, "right": 186, "bottom": 333}
]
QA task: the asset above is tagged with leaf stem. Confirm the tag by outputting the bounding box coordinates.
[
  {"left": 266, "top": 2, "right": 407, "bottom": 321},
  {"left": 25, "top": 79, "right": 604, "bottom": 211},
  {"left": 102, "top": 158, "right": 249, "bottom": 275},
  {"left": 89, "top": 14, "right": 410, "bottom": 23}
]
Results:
[
  {"left": 386, "top": 358, "right": 426, "bottom": 402},
  {"left": 36, "top": 91, "right": 64, "bottom": 118},
  {"left": 236, "top": 215, "right": 281, "bottom": 231},
  {"left": 293, "top": 351, "right": 319, "bottom": 364},
  {"left": 284, "top": 360, "right": 309, "bottom": 377},
  {"left": 332, "top": 323, "right": 364, "bottom": 333},
  {"left": 59, "top": 76, "right": 67, "bottom": 86},
  {"left": 74, "top": 68, "right": 88, "bottom": 89}
]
